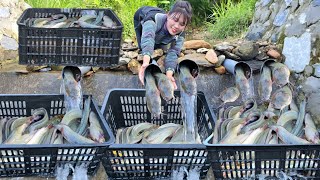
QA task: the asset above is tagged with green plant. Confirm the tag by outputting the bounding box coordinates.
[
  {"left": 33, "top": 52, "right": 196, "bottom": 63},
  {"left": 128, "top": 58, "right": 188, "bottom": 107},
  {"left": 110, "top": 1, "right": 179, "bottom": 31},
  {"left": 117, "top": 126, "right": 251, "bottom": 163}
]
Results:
[
  {"left": 208, "top": 0, "right": 257, "bottom": 40},
  {"left": 187, "top": 0, "right": 213, "bottom": 26}
]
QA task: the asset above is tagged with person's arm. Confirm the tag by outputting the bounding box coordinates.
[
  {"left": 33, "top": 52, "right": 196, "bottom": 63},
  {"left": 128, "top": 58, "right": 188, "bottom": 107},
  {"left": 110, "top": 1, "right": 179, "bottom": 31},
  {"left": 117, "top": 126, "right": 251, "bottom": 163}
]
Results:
[
  {"left": 141, "top": 20, "right": 157, "bottom": 63},
  {"left": 139, "top": 20, "right": 157, "bottom": 85},
  {"left": 164, "top": 33, "right": 185, "bottom": 89},
  {"left": 164, "top": 33, "right": 185, "bottom": 73}
]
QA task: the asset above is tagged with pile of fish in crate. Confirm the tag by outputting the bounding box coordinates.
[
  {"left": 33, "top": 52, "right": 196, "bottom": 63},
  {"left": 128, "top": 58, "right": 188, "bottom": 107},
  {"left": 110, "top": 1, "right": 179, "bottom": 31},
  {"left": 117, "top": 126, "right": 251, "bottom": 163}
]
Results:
[
  {"left": 0, "top": 94, "right": 114, "bottom": 177},
  {"left": 204, "top": 59, "right": 320, "bottom": 179},
  {"left": 101, "top": 61, "right": 215, "bottom": 179},
  {"left": 0, "top": 8, "right": 121, "bottom": 179}
]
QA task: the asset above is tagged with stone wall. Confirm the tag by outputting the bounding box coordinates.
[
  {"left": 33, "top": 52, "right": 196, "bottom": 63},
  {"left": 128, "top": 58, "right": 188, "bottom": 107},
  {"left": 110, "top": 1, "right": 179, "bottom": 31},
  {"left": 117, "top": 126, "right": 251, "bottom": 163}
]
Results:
[
  {"left": 247, "top": 0, "right": 320, "bottom": 125},
  {"left": 0, "top": 0, "right": 30, "bottom": 61},
  {"left": 246, "top": 0, "right": 320, "bottom": 73}
]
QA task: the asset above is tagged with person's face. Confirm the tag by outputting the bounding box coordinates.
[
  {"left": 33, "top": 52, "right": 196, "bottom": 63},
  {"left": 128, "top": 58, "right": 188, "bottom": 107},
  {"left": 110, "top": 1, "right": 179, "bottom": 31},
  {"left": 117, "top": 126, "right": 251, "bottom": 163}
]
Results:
[{"left": 166, "top": 13, "right": 187, "bottom": 35}]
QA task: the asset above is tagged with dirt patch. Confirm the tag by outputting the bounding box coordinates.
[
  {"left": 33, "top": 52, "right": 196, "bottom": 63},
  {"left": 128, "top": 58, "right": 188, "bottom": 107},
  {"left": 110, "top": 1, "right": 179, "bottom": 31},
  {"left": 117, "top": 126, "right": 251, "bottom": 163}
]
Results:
[
  {"left": 185, "top": 27, "right": 244, "bottom": 46},
  {"left": 0, "top": 59, "right": 26, "bottom": 72}
]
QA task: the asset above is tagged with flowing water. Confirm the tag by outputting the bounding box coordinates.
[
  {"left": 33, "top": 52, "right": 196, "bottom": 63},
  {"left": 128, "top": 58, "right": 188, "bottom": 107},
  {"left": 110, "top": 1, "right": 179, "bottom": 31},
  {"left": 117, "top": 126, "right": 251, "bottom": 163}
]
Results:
[{"left": 180, "top": 91, "right": 198, "bottom": 143}]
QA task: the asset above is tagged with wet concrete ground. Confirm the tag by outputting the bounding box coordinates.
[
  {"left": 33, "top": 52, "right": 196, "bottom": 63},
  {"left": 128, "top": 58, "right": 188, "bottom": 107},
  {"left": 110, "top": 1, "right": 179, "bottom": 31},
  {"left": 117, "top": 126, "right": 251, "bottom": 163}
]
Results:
[{"left": 0, "top": 60, "right": 262, "bottom": 179}]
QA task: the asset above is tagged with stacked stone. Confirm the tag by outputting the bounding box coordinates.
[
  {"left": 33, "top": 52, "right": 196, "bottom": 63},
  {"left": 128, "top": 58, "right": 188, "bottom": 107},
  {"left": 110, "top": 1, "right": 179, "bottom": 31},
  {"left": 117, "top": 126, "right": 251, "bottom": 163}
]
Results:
[{"left": 0, "top": 0, "right": 31, "bottom": 61}]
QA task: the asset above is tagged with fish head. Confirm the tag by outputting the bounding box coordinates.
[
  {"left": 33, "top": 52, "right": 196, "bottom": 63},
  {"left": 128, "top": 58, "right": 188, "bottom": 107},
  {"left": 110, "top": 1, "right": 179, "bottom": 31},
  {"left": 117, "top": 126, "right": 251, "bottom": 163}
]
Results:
[
  {"left": 273, "top": 67, "right": 290, "bottom": 87},
  {"left": 270, "top": 89, "right": 292, "bottom": 110},
  {"left": 220, "top": 87, "right": 240, "bottom": 103},
  {"left": 181, "top": 76, "right": 197, "bottom": 96},
  {"left": 146, "top": 90, "right": 162, "bottom": 119}
]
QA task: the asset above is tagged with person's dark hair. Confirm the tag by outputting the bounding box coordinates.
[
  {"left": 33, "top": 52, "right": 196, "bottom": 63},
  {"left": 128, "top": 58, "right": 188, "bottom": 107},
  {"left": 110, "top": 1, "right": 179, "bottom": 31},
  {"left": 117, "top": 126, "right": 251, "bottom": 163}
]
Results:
[{"left": 168, "top": 0, "right": 192, "bottom": 25}]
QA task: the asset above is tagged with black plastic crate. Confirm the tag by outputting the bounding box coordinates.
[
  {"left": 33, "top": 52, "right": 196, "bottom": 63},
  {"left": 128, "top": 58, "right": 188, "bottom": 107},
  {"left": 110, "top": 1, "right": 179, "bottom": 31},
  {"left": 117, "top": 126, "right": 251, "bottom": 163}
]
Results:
[
  {"left": 17, "top": 8, "right": 123, "bottom": 67},
  {"left": 100, "top": 88, "right": 216, "bottom": 179},
  {"left": 0, "top": 94, "right": 115, "bottom": 177},
  {"left": 203, "top": 132, "right": 320, "bottom": 179}
]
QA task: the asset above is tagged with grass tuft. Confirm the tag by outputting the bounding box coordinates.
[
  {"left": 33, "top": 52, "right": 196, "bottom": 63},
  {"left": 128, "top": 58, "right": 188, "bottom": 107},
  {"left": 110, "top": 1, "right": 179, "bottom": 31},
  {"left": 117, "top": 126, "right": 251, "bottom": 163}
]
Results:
[{"left": 208, "top": 0, "right": 258, "bottom": 40}]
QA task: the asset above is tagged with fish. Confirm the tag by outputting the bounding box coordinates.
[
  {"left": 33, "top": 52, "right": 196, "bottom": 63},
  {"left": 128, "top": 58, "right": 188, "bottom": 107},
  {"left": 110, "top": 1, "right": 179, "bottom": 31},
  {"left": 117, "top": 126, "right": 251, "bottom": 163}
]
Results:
[
  {"left": 10, "top": 117, "right": 30, "bottom": 132},
  {"left": 269, "top": 62, "right": 290, "bottom": 87},
  {"left": 103, "top": 15, "right": 116, "bottom": 28},
  {"left": 180, "top": 89, "right": 198, "bottom": 142},
  {"left": 276, "top": 110, "right": 298, "bottom": 127},
  {"left": 88, "top": 111, "right": 105, "bottom": 143},
  {"left": 258, "top": 65, "right": 273, "bottom": 102},
  {"left": 28, "top": 108, "right": 49, "bottom": 132},
  {"left": 145, "top": 70, "right": 162, "bottom": 118},
  {"left": 54, "top": 124, "right": 95, "bottom": 144},
  {"left": 219, "top": 118, "right": 233, "bottom": 139},
  {"left": 43, "top": 14, "right": 67, "bottom": 28},
  {"left": 227, "top": 106, "right": 243, "bottom": 119},
  {"left": 269, "top": 85, "right": 292, "bottom": 112},
  {"left": 212, "top": 107, "right": 225, "bottom": 143},
  {"left": 5, "top": 117, "right": 19, "bottom": 139},
  {"left": 128, "top": 123, "right": 158, "bottom": 144},
  {"left": 27, "top": 127, "right": 50, "bottom": 144},
  {"left": 291, "top": 98, "right": 306, "bottom": 136},
  {"left": 92, "top": 11, "right": 104, "bottom": 25},
  {"left": 77, "top": 96, "right": 91, "bottom": 135},
  {"left": 53, "top": 134, "right": 64, "bottom": 144},
  {"left": 77, "top": 21, "right": 106, "bottom": 28},
  {"left": 178, "top": 64, "right": 197, "bottom": 96},
  {"left": 219, "top": 124, "right": 242, "bottom": 144},
  {"left": 268, "top": 134, "right": 279, "bottom": 144},
  {"left": 0, "top": 118, "right": 7, "bottom": 143},
  {"left": 115, "top": 128, "right": 123, "bottom": 144},
  {"left": 219, "top": 87, "right": 240, "bottom": 105},
  {"left": 240, "top": 98, "right": 257, "bottom": 118},
  {"left": 31, "top": 18, "right": 51, "bottom": 27},
  {"left": 169, "top": 126, "right": 184, "bottom": 143},
  {"left": 178, "top": 64, "right": 198, "bottom": 142},
  {"left": 255, "top": 127, "right": 270, "bottom": 144},
  {"left": 226, "top": 117, "right": 246, "bottom": 132},
  {"left": 144, "top": 124, "right": 180, "bottom": 144},
  {"left": 240, "top": 111, "right": 266, "bottom": 134},
  {"left": 270, "top": 125, "right": 311, "bottom": 145},
  {"left": 61, "top": 67, "right": 83, "bottom": 112},
  {"left": 242, "top": 127, "right": 265, "bottom": 144},
  {"left": 304, "top": 113, "right": 320, "bottom": 144},
  {"left": 5, "top": 123, "right": 29, "bottom": 144},
  {"left": 235, "top": 67, "right": 251, "bottom": 102},
  {"left": 61, "top": 109, "right": 83, "bottom": 130},
  {"left": 289, "top": 100, "right": 299, "bottom": 112},
  {"left": 153, "top": 72, "right": 174, "bottom": 101}
]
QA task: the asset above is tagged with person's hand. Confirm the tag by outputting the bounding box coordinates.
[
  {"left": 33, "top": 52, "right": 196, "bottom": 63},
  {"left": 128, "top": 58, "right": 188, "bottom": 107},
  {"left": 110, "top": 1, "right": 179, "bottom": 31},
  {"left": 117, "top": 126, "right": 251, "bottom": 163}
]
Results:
[
  {"left": 166, "top": 70, "right": 177, "bottom": 90},
  {"left": 139, "top": 55, "right": 151, "bottom": 85}
]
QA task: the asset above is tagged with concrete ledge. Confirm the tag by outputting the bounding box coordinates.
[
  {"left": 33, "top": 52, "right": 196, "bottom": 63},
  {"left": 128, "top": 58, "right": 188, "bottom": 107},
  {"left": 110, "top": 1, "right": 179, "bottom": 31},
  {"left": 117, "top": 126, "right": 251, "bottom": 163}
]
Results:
[{"left": 0, "top": 69, "right": 262, "bottom": 111}]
